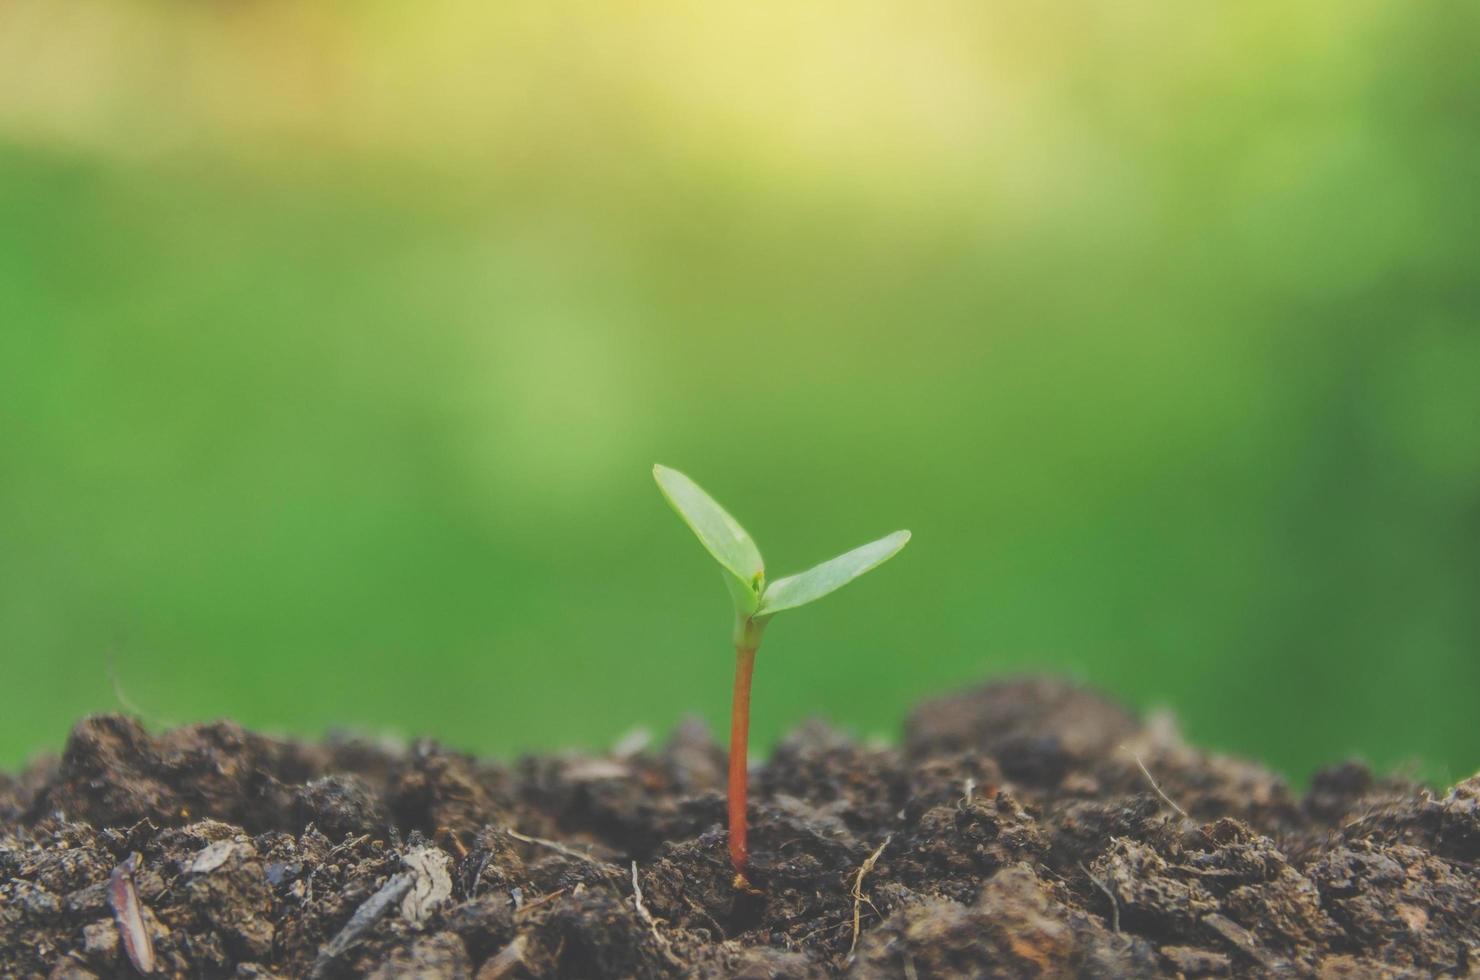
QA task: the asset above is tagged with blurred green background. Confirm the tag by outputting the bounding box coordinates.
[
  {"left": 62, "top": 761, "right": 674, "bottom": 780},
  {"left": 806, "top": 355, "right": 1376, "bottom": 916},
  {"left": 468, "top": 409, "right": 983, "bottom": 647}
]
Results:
[{"left": 2, "top": 1, "right": 1478, "bottom": 784}]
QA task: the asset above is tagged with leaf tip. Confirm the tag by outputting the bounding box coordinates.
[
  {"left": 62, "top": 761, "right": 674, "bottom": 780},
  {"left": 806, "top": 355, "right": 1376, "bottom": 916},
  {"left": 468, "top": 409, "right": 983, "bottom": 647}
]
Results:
[{"left": 652, "top": 464, "right": 684, "bottom": 499}]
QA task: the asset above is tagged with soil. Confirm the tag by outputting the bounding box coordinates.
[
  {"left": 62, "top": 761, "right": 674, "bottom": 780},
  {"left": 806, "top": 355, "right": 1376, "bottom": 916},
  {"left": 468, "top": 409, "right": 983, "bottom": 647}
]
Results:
[{"left": 2, "top": 677, "right": 1477, "bottom": 979}]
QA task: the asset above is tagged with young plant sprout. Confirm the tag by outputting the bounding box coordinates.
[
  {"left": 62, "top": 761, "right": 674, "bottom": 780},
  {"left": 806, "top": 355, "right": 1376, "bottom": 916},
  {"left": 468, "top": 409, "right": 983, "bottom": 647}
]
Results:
[{"left": 653, "top": 464, "right": 910, "bottom": 887}]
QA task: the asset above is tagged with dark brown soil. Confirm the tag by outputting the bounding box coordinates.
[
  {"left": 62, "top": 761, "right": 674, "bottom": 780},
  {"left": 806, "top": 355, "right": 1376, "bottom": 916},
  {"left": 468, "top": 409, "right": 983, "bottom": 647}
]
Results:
[{"left": 3, "top": 677, "right": 1477, "bottom": 979}]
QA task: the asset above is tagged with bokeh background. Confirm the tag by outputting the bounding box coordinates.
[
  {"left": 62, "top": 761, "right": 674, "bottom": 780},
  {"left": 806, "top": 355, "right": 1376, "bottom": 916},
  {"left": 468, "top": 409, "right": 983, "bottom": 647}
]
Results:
[{"left": 2, "top": 0, "right": 1477, "bottom": 783}]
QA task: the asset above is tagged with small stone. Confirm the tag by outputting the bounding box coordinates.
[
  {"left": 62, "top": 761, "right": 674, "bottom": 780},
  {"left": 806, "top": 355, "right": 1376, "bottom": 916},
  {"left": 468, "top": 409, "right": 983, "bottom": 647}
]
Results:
[
  {"left": 81, "top": 919, "right": 118, "bottom": 959},
  {"left": 190, "top": 840, "right": 244, "bottom": 875},
  {"left": 1160, "top": 945, "right": 1232, "bottom": 976}
]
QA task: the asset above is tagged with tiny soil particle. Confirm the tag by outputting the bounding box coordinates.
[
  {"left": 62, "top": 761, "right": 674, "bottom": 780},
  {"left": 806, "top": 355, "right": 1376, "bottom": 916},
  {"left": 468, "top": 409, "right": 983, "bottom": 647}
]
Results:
[{"left": 2, "top": 677, "right": 1477, "bottom": 978}]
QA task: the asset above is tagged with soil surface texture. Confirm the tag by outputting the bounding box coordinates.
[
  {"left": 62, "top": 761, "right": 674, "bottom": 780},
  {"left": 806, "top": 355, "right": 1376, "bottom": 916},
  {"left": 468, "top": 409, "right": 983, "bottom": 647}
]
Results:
[{"left": 3, "top": 677, "right": 1477, "bottom": 979}]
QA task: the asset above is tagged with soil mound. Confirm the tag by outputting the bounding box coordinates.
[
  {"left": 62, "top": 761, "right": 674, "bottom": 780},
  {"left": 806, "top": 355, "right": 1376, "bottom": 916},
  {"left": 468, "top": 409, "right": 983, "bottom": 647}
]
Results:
[{"left": 3, "top": 677, "right": 1476, "bottom": 978}]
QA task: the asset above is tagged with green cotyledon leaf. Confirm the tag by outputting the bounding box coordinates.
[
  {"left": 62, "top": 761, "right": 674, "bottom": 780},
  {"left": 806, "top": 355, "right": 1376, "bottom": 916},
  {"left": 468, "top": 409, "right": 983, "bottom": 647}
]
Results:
[
  {"left": 653, "top": 464, "right": 764, "bottom": 614},
  {"left": 755, "top": 530, "right": 910, "bottom": 617}
]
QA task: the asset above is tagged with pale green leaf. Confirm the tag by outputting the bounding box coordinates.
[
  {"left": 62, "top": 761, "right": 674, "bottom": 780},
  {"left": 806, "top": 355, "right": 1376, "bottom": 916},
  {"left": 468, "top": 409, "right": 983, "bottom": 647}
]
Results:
[
  {"left": 653, "top": 465, "right": 765, "bottom": 606},
  {"left": 756, "top": 530, "right": 910, "bottom": 617}
]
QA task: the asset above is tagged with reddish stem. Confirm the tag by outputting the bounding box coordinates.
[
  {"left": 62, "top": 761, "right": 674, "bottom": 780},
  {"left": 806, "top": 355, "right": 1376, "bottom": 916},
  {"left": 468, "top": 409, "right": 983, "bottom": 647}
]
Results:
[{"left": 728, "top": 646, "right": 757, "bottom": 879}]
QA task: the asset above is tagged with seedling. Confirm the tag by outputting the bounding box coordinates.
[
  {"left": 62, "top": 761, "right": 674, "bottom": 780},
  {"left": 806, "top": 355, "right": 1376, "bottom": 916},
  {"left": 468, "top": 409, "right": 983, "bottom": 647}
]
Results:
[{"left": 653, "top": 464, "right": 910, "bottom": 886}]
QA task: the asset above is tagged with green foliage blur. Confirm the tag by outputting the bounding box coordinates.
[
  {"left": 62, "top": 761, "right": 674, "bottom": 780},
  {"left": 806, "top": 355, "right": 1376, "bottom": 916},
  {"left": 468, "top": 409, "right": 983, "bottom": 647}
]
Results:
[{"left": 2, "top": 1, "right": 1477, "bottom": 783}]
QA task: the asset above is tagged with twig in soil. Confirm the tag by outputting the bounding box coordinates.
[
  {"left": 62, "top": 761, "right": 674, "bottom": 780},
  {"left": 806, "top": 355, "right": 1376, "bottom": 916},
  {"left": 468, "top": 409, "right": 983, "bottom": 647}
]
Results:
[
  {"left": 514, "top": 887, "right": 568, "bottom": 918},
  {"left": 309, "top": 871, "right": 415, "bottom": 978},
  {"left": 1124, "top": 747, "right": 1190, "bottom": 820},
  {"left": 327, "top": 833, "right": 372, "bottom": 860},
  {"left": 1203, "top": 912, "right": 1275, "bottom": 968},
  {"left": 1080, "top": 862, "right": 1120, "bottom": 934},
  {"left": 469, "top": 851, "right": 494, "bottom": 899},
  {"left": 631, "top": 862, "right": 683, "bottom": 967},
  {"left": 796, "top": 920, "right": 853, "bottom": 945},
  {"left": 683, "top": 893, "right": 726, "bottom": 938},
  {"left": 847, "top": 835, "right": 892, "bottom": 962},
  {"left": 109, "top": 853, "right": 155, "bottom": 976},
  {"left": 478, "top": 934, "right": 529, "bottom": 980},
  {"left": 437, "top": 826, "right": 470, "bottom": 862},
  {"left": 506, "top": 829, "right": 619, "bottom": 871}
]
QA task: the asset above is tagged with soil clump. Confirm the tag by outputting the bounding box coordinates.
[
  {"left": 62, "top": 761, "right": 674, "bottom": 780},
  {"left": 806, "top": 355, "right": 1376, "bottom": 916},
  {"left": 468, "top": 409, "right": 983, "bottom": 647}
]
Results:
[{"left": 2, "top": 677, "right": 1476, "bottom": 978}]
